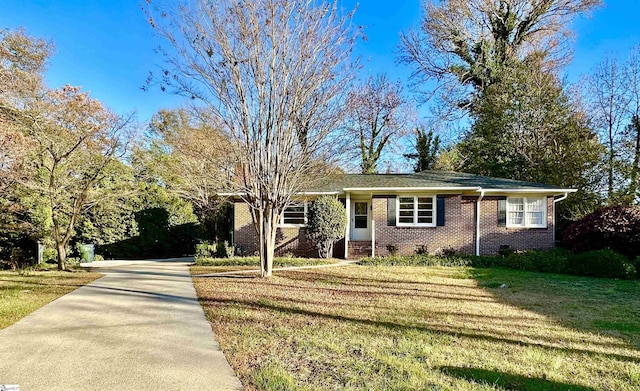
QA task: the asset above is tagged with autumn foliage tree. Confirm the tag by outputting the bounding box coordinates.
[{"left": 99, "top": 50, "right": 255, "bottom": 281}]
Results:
[
  {"left": 0, "top": 29, "right": 49, "bottom": 193},
  {"left": 145, "top": 0, "right": 360, "bottom": 277},
  {"left": 14, "top": 86, "right": 132, "bottom": 270},
  {"left": 0, "top": 29, "right": 52, "bottom": 261}
]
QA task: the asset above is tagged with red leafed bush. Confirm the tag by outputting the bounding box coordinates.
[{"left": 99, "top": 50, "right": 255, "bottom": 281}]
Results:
[{"left": 563, "top": 206, "right": 640, "bottom": 258}]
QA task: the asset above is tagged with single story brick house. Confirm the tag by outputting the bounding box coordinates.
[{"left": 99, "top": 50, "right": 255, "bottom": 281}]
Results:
[{"left": 231, "top": 171, "right": 575, "bottom": 258}]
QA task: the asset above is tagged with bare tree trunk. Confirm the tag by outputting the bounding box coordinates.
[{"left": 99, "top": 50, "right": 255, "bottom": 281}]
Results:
[
  {"left": 630, "top": 117, "right": 640, "bottom": 200},
  {"left": 608, "top": 128, "right": 615, "bottom": 199},
  {"left": 259, "top": 210, "right": 277, "bottom": 277},
  {"left": 56, "top": 242, "right": 67, "bottom": 271}
]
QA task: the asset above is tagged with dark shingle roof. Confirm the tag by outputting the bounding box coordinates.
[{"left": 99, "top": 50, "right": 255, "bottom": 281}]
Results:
[{"left": 303, "top": 171, "right": 571, "bottom": 193}]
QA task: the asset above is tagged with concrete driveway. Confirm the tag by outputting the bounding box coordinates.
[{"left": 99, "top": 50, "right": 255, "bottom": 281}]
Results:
[{"left": 0, "top": 258, "right": 243, "bottom": 391}]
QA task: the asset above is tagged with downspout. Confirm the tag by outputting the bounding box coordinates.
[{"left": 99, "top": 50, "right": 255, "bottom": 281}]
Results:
[
  {"left": 475, "top": 189, "right": 485, "bottom": 256},
  {"left": 552, "top": 192, "right": 569, "bottom": 244}
]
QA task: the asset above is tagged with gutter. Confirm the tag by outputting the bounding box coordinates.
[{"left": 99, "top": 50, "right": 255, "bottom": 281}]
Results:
[
  {"left": 342, "top": 186, "right": 481, "bottom": 192},
  {"left": 475, "top": 189, "right": 485, "bottom": 256},
  {"left": 481, "top": 189, "right": 577, "bottom": 194}
]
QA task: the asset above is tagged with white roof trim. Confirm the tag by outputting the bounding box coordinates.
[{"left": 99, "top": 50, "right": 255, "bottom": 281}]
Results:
[
  {"left": 219, "top": 187, "right": 576, "bottom": 197},
  {"left": 342, "top": 187, "right": 481, "bottom": 191},
  {"left": 218, "top": 191, "right": 340, "bottom": 197},
  {"left": 297, "top": 191, "right": 341, "bottom": 195},
  {"left": 479, "top": 188, "right": 577, "bottom": 193}
]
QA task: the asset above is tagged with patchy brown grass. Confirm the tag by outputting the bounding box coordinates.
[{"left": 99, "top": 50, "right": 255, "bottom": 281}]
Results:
[
  {"left": 192, "top": 265, "right": 640, "bottom": 391},
  {"left": 0, "top": 268, "right": 102, "bottom": 329}
]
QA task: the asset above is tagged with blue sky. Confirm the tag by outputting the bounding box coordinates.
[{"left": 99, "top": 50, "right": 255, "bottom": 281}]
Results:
[{"left": 1, "top": 1, "right": 639, "bottom": 123}]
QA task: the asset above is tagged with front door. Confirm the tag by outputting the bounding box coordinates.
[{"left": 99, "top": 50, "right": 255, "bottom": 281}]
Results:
[{"left": 351, "top": 201, "right": 371, "bottom": 240}]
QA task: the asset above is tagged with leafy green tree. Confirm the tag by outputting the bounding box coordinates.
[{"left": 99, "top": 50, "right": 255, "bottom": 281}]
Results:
[
  {"left": 459, "top": 57, "right": 603, "bottom": 225},
  {"left": 626, "top": 115, "right": 640, "bottom": 201},
  {"left": 305, "top": 196, "right": 347, "bottom": 258},
  {"left": 404, "top": 128, "right": 441, "bottom": 172},
  {"left": 460, "top": 58, "right": 601, "bottom": 184},
  {"left": 135, "top": 108, "right": 233, "bottom": 241}
]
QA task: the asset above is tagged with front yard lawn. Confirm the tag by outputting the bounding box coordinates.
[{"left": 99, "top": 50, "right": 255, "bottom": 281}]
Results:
[
  {"left": 192, "top": 265, "right": 640, "bottom": 391},
  {"left": 0, "top": 268, "right": 102, "bottom": 329}
]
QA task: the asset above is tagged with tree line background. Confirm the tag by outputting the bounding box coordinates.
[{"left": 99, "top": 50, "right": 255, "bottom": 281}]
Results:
[{"left": 1, "top": 0, "right": 638, "bottom": 272}]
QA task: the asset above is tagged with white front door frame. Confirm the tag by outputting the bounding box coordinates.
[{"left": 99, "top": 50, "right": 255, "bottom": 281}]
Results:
[{"left": 350, "top": 199, "right": 371, "bottom": 241}]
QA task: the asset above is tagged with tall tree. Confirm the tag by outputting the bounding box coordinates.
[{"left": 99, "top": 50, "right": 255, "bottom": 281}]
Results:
[
  {"left": 399, "top": 0, "right": 600, "bottom": 112},
  {"left": 137, "top": 108, "right": 233, "bottom": 239},
  {"left": 625, "top": 115, "right": 640, "bottom": 201},
  {"left": 15, "top": 86, "right": 132, "bottom": 270},
  {"left": 0, "top": 29, "right": 53, "bottom": 260},
  {"left": 404, "top": 128, "right": 441, "bottom": 172},
  {"left": 145, "top": 0, "right": 360, "bottom": 277},
  {"left": 624, "top": 48, "right": 640, "bottom": 201},
  {"left": 459, "top": 57, "right": 602, "bottom": 191},
  {"left": 344, "top": 74, "right": 412, "bottom": 173},
  {"left": 0, "top": 29, "right": 50, "bottom": 193},
  {"left": 584, "top": 56, "right": 630, "bottom": 200}
]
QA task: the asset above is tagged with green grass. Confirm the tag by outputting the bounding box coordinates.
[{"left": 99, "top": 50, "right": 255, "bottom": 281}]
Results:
[
  {"left": 195, "top": 256, "right": 336, "bottom": 267},
  {"left": 0, "top": 268, "right": 102, "bottom": 329},
  {"left": 192, "top": 265, "right": 640, "bottom": 391}
]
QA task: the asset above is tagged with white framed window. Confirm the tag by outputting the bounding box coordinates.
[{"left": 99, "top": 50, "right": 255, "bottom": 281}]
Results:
[
  {"left": 397, "top": 195, "right": 436, "bottom": 227},
  {"left": 280, "top": 201, "right": 308, "bottom": 227},
  {"left": 507, "top": 197, "right": 546, "bottom": 228}
]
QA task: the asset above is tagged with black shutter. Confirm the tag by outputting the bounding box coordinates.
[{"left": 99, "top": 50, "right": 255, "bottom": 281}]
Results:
[
  {"left": 387, "top": 196, "right": 396, "bottom": 226},
  {"left": 497, "top": 197, "right": 507, "bottom": 227},
  {"left": 436, "top": 195, "right": 445, "bottom": 226}
]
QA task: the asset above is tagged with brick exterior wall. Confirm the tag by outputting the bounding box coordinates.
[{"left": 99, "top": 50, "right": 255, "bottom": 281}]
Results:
[
  {"left": 233, "top": 202, "right": 316, "bottom": 257},
  {"left": 372, "top": 195, "right": 476, "bottom": 256},
  {"left": 373, "top": 196, "right": 555, "bottom": 256},
  {"left": 234, "top": 195, "right": 556, "bottom": 258},
  {"left": 478, "top": 196, "right": 554, "bottom": 255}
]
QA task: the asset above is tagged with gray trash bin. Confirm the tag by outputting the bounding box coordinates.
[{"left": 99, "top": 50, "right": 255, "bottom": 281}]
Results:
[{"left": 79, "top": 244, "right": 95, "bottom": 263}]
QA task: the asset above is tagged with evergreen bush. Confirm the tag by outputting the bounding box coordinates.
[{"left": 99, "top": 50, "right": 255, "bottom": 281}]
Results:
[{"left": 305, "top": 196, "right": 347, "bottom": 258}]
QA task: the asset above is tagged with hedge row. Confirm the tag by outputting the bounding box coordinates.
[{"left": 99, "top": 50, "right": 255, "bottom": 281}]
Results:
[{"left": 360, "top": 248, "right": 638, "bottom": 280}]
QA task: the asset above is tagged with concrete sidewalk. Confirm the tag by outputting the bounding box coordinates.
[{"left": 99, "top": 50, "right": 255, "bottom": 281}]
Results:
[{"left": 0, "top": 259, "right": 243, "bottom": 391}]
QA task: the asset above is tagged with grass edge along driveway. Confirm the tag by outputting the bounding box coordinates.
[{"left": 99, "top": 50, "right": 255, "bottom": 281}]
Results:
[
  {"left": 0, "top": 269, "right": 103, "bottom": 330},
  {"left": 192, "top": 264, "right": 640, "bottom": 391}
]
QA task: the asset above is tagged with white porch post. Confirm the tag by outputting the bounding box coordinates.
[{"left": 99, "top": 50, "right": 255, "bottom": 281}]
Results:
[
  {"left": 475, "top": 190, "right": 485, "bottom": 256},
  {"left": 345, "top": 192, "right": 351, "bottom": 259}
]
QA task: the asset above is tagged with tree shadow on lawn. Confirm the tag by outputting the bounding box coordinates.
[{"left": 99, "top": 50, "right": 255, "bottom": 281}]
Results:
[
  {"left": 280, "top": 268, "right": 640, "bottom": 348},
  {"left": 440, "top": 366, "right": 595, "bottom": 391},
  {"left": 206, "top": 296, "right": 640, "bottom": 364},
  {"left": 467, "top": 268, "right": 640, "bottom": 348},
  {"left": 280, "top": 268, "right": 640, "bottom": 347}
]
